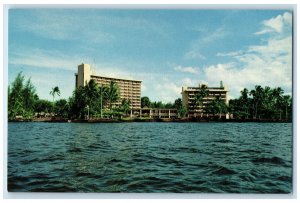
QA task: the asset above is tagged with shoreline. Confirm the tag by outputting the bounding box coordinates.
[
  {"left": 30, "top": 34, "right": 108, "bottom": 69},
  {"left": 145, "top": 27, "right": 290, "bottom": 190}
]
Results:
[{"left": 8, "top": 117, "right": 292, "bottom": 123}]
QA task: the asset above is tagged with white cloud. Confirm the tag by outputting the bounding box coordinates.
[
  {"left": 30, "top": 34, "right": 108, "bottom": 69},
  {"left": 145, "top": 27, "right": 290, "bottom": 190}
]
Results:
[
  {"left": 141, "top": 84, "right": 147, "bottom": 92},
  {"left": 174, "top": 66, "right": 199, "bottom": 74},
  {"left": 203, "top": 35, "right": 292, "bottom": 98},
  {"left": 184, "top": 25, "right": 228, "bottom": 61},
  {"left": 255, "top": 12, "right": 292, "bottom": 35},
  {"left": 180, "top": 78, "right": 198, "bottom": 87},
  {"left": 200, "top": 25, "right": 228, "bottom": 44},
  {"left": 9, "top": 48, "right": 82, "bottom": 70},
  {"left": 154, "top": 81, "right": 182, "bottom": 103},
  {"left": 189, "top": 12, "right": 293, "bottom": 99},
  {"left": 184, "top": 50, "right": 206, "bottom": 60},
  {"left": 216, "top": 51, "right": 244, "bottom": 57},
  {"left": 248, "top": 36, "right": 292, "bottom": 57}
]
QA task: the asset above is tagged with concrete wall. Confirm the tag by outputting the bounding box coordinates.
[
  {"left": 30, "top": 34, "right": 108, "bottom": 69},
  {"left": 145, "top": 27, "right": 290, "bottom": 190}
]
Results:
[
  {"left": 77, "top": 64, "right": 91, "bottom": 88},
  {"left": 181, "top": 87, "right": 189, "bottom": 109}
]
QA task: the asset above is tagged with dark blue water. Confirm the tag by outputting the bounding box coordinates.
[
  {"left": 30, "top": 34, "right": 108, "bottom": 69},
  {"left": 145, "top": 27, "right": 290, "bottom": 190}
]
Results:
[{"left": 8, "top": 122, "right": 292, "bottom": 193}]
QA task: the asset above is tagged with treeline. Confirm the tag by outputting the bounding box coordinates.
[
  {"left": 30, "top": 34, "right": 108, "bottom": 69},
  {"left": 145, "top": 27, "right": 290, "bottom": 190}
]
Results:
[
  {"left": 190, "top": 84, "right": 292, "bottom": 121},
  {"left": 229, "top": 86, "right": 292, "bottom": 121},
  {"left": 8, "top": 72, "right": 184, "bottom": 120},
  {"left": 7, "top": 72, "right": 129, "bottom": 120},
  {"left": 8, "top": 72, "right": 292, "bottom": 121},
  {"left": 7, "top": 73, "right": 65, "bottom": 120}
]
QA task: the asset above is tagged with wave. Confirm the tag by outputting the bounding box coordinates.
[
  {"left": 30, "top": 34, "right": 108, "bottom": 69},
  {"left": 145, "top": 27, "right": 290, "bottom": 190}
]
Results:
[
  {"left": 68, "top": 147, "right": 82, "bottom": 153},
  {"left": 252, "top": 156, "right": 287, "bottom": 165},
  {"left": 211, "top": 166, "right": 237, "bottom": 175},
  {"left": 29, "top": 185, "right": 77, "bottom": 192}
]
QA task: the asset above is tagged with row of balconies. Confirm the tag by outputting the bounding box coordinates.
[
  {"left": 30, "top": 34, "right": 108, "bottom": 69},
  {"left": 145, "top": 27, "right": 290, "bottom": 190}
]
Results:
[
  {"left": 121, "top": 94, "right": 140, "bottom": 98},
  {"left": 92, "top": 76, "right": 141, "bottom": 83},
  {"left": 120, "top": 89, "right": 141, "bottom": 92},
  {"left": 187, "top": 92, "right": 226, "bottom": 95},
  {"left": 120, "top": 90, "right": 140, "bottom": 92},
  {"left": 93, "top": 78, "right": 141, "bottom": 86},
  {"left": 187, "top": 98, "right": 226, "bottom": 104},
  {"left": 187, "top": 97, "right": 226, "bottom": 101},
  {"left": 96, "top": 81, "right": 140, "bottom": 88}
]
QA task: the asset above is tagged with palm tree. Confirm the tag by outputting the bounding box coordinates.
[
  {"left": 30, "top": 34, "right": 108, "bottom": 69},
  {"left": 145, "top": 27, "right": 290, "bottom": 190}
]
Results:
[
  {"left": 121, "top": 99, "right": 131, "bottom": 116},
  {"left": 213, "top": 96, "right": 227, "bottom": 119},
  {"left": 193, "top": 84, "right": 209, "bottom": 116},
  {"left": 261, "top": 86, "right": 273, "bottom": 118},
  {"left": 98, "top": 84, "right": 109, "bottom": 118},
  {"left": 282, "top": 95, "right": 291, "bottom": 121},
  {"left": 240, "top": 88, "right": 249, "bottom": 119},
  {"left": 250, "top": 85, "right": 263, "bottom": 119},
  {"left": 107, "top": 81, "right": 120, "bottom": 110},
  {"left": 84, "top": 79, "right": 99, "bottom": 119},
  {"left": 272, "top": 87, "right": 284, "bottom": 120},
  {"left": 69, "top": 86, "right": 88, "bottom": 119},
  {"left": 50, "top": 86, "right": 60, "bottom": 116}
]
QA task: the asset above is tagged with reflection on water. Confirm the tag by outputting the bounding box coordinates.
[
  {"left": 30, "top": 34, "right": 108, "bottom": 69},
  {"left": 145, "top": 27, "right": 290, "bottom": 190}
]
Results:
[{"left": 8, "top": 122, "right": 292, "bottom": 193}]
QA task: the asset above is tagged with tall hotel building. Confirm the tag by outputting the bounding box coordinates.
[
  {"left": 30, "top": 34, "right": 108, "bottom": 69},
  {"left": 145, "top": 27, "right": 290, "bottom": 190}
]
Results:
[
  {"left": 75, "top": 64, "right": 142, "bottom": 109},
  {"left": 182, "top": 82, "right": 229, "bottom": 117}
]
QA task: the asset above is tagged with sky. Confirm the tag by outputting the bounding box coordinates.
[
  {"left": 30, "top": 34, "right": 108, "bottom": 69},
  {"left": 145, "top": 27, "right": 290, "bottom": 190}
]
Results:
[{"left": 8, "top": 9, "right": 293, "bottom": 103}]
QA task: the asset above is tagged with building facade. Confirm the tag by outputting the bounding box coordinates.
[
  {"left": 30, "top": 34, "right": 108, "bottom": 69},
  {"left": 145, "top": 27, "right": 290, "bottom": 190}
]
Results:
[
  {"left": 182, "top": 82, "right": 229, "bottom": 117},
  {"left": 75, "top": 64, "right": 142, "bottom": 109}
]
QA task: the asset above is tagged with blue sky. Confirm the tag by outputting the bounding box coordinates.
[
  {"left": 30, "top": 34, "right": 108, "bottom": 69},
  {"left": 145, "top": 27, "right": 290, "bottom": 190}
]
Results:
[{"left": 8, "top": 9, "right": 292, "bottom": 102}]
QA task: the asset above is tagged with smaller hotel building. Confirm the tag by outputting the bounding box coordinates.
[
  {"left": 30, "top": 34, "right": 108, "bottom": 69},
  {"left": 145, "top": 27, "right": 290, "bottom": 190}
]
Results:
[
  {"left": 75, "top": 64, "right": 142, "bottom": 109},
  {"left": 182, "top": 82, "right": 229, "bottom": 117}
]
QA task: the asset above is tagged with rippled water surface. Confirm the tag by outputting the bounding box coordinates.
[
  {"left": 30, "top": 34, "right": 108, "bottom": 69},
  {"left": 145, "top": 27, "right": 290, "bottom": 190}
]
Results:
[{"left": 8, "top": 122, "right": 292, "bottom": 193}]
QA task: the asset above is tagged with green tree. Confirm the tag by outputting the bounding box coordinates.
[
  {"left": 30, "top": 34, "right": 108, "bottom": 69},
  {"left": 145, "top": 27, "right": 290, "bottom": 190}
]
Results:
[
  {"left": 250, "top": 85, "right": 264, "bottom": 119},
  {"left": 34, "top": 99, "right": 53, "bottom": 116},
  {"left": 174, "top": 98, "right": 182, "bottom": 109},
  {"left": 107, "top": 81, "right": 120, "bottom": 110},
  {"left": 151, "top": 101, "right": 164, "bottom": 108},
  {"left": 272, "top": 87, "right": 284, "bottom": 120},
  {"left": 120, "top": 99, "right": 131, "bottom": 115},
  {"left": 174, "top": 98, "right": 187, "bottom": 118},
  {"left": 8, "top": 72, "right": 25, "bottom": 119},
  {"left": 239, "top": 88, "right": 250, "bottom": 119},
  {"left": 84, "top": 79, "right": 99, "bottom": 118},
  {"left": 165, "top": 102, "right": 174, "bottom": 109},
  {"left": 282, "top": 95, "right": 292, "bottom": 120},
  {"left": 8, "top": 72, "right": 39, "bottom": 119},
  {"left": 228, "top": 99, "right": 242, "bottom": 119},
  {"left": 55, "top": 99, "right": 69, "bottom": 118},
  {"left": 98, "top": 84, "right": 109, "bottom": 118},
  {"left": 215, "top": 96, "right": 228, "bottom": 119},
  {"left": 50, "top": 86, "right": 60, "bottom": 116},
  {"left": 205, "top": 100, "right": 218, "bottom": 117},
  {"left": 205, "top": 96, "right": 227, "bottom": 119},
  {"left": 69, "top": 86, "right": 88, "bottom": 119},
  {"left": 261, "top": 86, "right": 274, "bottom": 118},
  {"left": 141, "top": 96, "right": 151, "bottom": 108},
  {"left": 229, "top": 85, "right": 292, "bottom": 121},
  {"left": 193, "top": 84, "right": 209, "bottom": 115},
  {"left": 177, "top": 106, "right": 187, "bottom": 118}
]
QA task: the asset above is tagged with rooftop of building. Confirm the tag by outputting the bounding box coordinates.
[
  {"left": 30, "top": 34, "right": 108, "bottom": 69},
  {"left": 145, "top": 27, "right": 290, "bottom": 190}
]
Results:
[
  {"left": 90, "top": 74, "right": 142, "bottom": 82},
  {"left": 182, "top": 81, "right": 228, "bottom": 91},
  {"left": 76, "top": 63, "right": 142, "bottom": 82}
]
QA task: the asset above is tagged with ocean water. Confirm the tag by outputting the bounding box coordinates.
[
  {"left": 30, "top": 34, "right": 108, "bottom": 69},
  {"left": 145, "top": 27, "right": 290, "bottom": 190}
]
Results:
[{"left": 7, "top": 122, "right": 292, "bottom": 193}]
